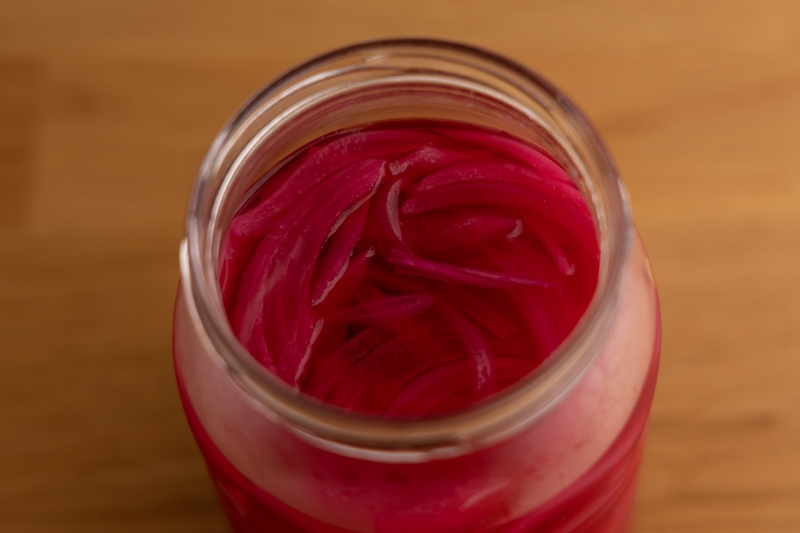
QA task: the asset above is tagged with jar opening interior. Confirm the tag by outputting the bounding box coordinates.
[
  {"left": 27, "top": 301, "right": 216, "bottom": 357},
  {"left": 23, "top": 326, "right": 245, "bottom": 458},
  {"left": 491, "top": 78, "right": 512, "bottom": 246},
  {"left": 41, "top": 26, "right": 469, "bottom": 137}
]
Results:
[{"left": 185, "top": 40, "right": 631, "bottom": 454}]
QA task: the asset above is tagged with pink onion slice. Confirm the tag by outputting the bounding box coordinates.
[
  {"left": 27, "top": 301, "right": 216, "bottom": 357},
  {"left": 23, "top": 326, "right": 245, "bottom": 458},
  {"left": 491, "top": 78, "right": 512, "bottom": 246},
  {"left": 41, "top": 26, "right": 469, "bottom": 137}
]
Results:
[
  {"left": 310, "top": 202, "right": 370, "bottom": 306},
  {"left": 328, "top": 294, "right": 435, "bottom": 325},
  {"left": 402, "top": 212, "right": 522, "bottom": 259},
  {"left": 387, "top": 248, "right": 556, "bottom": 289},
  {"left": 402, "top": 178, "right": 587, "bottom": 223},
  {"left": 422, "top": 125, "right": 574, "bottom": 185},
  {"left": 388, "top": 145, "right": 486, "bottom": 179},
  {"left": 434, "top": 300, "right": 495, "bottom": 395},
  {"left": 379, "top": 359, "right": 481, "bottom": 416},
  {"left": 415, "top": 159, "right": 586, "bottom": 209},
  {"left": 312, "top": 247, "right": 375, "bottom": 312}
]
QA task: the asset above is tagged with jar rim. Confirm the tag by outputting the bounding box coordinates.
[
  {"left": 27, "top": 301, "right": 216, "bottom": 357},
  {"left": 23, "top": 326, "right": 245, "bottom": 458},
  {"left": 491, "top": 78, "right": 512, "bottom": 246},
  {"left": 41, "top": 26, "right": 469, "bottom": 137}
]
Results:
[{"left": 183, "top": 38, "right": 632, "bottom": 458}]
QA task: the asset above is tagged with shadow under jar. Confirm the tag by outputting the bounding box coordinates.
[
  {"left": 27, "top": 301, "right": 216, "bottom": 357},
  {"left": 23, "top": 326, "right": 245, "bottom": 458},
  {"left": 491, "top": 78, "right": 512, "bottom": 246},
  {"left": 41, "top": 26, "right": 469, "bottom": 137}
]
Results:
[{"left": 173, "top": 39, "right": 660, "bottom": 533}]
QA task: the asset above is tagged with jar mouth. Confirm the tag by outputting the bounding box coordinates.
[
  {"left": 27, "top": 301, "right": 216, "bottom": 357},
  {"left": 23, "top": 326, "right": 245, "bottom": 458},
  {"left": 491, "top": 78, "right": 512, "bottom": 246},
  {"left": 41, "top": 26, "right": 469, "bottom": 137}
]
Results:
[{"left": 183, "top": 38, "right": 632, "bottom": 458}]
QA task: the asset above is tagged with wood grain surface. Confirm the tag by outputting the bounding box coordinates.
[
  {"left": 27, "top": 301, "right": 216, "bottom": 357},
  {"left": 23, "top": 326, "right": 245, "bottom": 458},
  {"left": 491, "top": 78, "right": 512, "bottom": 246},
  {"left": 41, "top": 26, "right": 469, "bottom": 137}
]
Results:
[{"left": 1, "top": 2, "right": 799, "bottom": 532}]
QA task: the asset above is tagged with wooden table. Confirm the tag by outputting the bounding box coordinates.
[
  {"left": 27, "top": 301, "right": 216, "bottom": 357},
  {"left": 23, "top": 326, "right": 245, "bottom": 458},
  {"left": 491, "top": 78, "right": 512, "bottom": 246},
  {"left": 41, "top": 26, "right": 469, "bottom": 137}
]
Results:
[{"left": 2, "top": 2, "right": 799, "bottom": 532}]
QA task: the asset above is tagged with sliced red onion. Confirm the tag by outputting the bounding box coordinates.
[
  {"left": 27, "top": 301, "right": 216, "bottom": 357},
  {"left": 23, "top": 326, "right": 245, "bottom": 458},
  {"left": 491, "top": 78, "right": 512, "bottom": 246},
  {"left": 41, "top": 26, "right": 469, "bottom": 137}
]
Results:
[
  {"left": 387, "top": 248, "right": 557, "bottom": 289},
  {"left": 220, "top": 120, "right": 600, "bottom": 416}
]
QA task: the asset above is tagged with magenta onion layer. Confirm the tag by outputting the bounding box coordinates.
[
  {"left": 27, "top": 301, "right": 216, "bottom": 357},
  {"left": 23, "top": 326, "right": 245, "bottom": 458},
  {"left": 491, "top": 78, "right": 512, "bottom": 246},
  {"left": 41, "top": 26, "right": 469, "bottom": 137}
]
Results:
[{"left": 219, "top": 120, "right": 599, "bottom": 417}]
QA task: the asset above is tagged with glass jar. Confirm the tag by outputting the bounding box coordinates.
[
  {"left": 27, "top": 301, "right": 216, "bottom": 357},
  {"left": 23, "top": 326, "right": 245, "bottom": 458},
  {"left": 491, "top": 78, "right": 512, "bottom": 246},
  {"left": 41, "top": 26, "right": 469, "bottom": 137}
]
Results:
[{"left": 173, "top": 39, "right": 660, "bottom": 533}]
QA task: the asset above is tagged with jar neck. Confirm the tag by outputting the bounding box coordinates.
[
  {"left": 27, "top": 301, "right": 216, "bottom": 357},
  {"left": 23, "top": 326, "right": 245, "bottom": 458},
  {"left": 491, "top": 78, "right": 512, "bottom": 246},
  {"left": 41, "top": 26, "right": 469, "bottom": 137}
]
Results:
[{"left": 183, "top": 39, "right": 632, "bottom": 458}]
